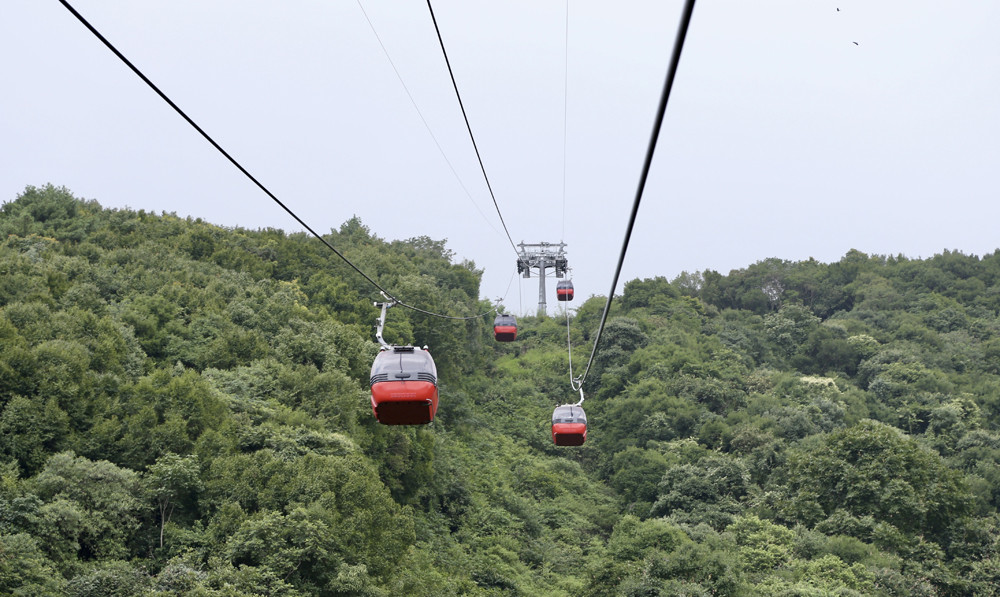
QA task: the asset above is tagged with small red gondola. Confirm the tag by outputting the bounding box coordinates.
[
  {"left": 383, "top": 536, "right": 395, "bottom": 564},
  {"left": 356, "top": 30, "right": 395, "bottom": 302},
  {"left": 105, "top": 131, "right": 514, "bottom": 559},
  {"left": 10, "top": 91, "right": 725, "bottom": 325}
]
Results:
[
  {"left": 493, "top": 314, "right": 517, "bottom": 342},
  {"left": 556, "top": 280, "right": 574, "bottom": 302},
  {"left": 551, "top": 404, "right": 587, "bottom": 446},
  {"left": 370, "top": 346, "right": 438, "bottom": 425}
]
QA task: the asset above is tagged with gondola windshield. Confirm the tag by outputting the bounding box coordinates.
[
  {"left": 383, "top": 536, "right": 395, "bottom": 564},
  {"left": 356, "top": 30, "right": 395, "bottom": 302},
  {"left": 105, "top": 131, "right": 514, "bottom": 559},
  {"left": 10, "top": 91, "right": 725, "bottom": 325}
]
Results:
[{"left": 370, "top": 346, "right": 437, "bottom": 382}]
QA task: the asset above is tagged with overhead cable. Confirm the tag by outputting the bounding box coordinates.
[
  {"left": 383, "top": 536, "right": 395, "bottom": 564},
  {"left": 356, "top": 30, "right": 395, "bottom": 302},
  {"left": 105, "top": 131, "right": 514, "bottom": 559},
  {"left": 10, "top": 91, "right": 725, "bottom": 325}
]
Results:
[
  {"left": 424, "top": 0, "right": 520, "bottom": 257},
  {"left": 57, "top": 0, "right": 491, "bottom": 322},
  {"left": 564, "top": 299, "right": 578, "bottom": 387},
  {"left": 355, "top": 0, "right": 501, "bottom": 238},
  {"left": 571, "top": 0, "right": 698, "bottom": 390},
  {"left": 561, "top": 0, "right": 570, "bottom": 243}
]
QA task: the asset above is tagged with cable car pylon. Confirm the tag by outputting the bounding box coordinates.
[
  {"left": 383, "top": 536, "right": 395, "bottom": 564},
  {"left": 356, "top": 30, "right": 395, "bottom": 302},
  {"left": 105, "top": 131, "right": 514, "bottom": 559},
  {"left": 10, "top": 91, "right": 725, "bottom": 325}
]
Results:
[{"left": 516, "top": 242, "right": 569, "bottom": 317}]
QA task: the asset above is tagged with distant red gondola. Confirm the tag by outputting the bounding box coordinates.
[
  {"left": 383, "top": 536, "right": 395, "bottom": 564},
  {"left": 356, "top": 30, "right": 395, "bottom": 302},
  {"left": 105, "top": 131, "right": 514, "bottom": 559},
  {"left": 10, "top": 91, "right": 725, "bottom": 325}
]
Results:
[
  {"left": 370, "top": 346, "right": 439, "bottom": 425},
  {"left": 551, "top": 404, "right": 587, "bottom": 446},
  {"left": 556, "top": 280, "right": 574, "bottom": 301},
  {"left": 494, "top": 314, "right": 517, "bottom": 342}
]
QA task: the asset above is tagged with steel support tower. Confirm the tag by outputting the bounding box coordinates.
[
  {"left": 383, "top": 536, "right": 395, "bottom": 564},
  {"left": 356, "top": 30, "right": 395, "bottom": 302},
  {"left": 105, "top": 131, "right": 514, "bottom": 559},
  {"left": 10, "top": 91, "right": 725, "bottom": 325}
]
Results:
[{"left": 516, "top": 242, "right": 568, "bottom": 317}]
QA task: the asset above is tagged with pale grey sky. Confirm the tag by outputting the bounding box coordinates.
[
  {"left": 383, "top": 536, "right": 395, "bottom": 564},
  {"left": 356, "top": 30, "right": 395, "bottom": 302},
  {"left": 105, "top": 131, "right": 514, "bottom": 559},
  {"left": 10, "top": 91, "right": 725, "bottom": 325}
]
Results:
[{"left": 3, "top": 1, "right": 998, "bottom": 316}]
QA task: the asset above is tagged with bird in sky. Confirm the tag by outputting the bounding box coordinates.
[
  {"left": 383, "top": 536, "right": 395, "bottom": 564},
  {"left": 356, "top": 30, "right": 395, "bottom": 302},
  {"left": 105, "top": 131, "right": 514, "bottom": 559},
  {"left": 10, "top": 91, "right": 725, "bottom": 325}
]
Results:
[{"left": 853, "top": 41, "right": 859, "bottom": 45}]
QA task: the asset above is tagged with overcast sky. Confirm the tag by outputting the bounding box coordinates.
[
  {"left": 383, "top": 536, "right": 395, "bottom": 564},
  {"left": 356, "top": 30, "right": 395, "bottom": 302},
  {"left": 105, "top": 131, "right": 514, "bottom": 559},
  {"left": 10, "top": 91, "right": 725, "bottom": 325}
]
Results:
[{"left": 3, "top": 1, "right": 998, "bottom": 316}]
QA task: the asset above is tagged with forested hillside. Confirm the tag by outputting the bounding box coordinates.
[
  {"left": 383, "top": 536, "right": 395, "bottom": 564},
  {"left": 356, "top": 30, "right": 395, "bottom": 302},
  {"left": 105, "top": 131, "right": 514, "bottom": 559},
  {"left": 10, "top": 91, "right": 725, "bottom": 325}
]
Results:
[{"left": 2, "top": 185, "right": 1000, "bottom": 596}]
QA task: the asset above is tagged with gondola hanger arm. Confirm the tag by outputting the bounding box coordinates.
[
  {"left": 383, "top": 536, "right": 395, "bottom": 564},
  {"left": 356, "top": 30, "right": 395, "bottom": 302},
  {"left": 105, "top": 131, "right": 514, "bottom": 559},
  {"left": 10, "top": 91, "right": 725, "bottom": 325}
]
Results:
[{"left": 374, "top": 293, "right": 398, "bottom": 350}]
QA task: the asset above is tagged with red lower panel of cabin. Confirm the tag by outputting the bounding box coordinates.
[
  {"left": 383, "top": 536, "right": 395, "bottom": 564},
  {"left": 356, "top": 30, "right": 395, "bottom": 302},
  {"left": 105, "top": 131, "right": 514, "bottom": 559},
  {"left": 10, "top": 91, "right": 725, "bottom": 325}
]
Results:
[
  {"left": 371, "top": 381, "right": 438, "bottom": 425},
  {"left": 494, "top": 325, "right": 517, "bottom": 342},
  {"left": 552, "top": 423, "right": 587, "bottom": 446}
]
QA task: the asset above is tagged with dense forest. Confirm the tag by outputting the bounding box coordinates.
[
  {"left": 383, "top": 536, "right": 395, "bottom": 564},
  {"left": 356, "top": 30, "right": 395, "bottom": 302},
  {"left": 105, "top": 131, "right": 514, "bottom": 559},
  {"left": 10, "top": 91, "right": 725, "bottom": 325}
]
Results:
[{"left": 2, "top": 185, "right": 1000, "bottom": 596}]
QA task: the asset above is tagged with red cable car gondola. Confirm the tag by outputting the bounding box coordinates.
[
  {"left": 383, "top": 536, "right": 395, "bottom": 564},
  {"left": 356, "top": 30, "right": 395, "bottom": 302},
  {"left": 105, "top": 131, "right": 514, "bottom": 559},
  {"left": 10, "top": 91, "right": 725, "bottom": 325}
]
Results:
[
  {"left": 370, "top": 345, "right": 439, "bottom": 425},
  {"left": 493, "top": 313, "right": 517, "bottom": 342},
  {"left": 551, "top": 404, "right": 587, "bottom": 446},
  {"left": 556, "top": 280, "right": 574, "bottom": 302}
]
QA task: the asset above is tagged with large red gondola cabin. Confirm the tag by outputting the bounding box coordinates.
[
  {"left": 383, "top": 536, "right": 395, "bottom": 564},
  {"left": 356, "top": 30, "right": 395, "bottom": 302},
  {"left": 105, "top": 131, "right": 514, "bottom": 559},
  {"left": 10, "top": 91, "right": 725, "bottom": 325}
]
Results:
[
  {"left": 551, "top": 404, "right": 587, "bottom": 446},
  {"left": 494, "top": 314, "right": 517, "bottom": 342},
  {"left": 556, "top": 280, "right": 574, "bottom": 301},
  {"left": 370, "top": 346, "right": 438, "bottom": 425}
]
